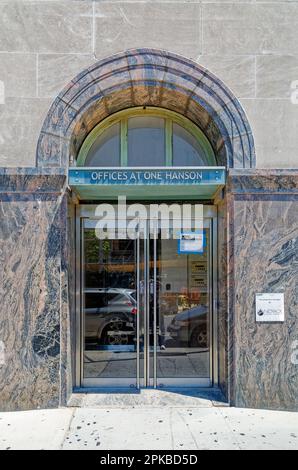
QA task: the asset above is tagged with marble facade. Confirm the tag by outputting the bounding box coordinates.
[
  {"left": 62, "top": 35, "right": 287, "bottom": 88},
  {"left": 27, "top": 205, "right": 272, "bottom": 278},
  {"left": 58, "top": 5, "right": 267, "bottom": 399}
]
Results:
[
  {"left": 0, "top": 32, "right": 297, "bottom": 411},
  {"left": 226, "top": 171, "right": 298, "bottom": 411},
  {"left": 0, "top": 169, "right": 67, "bottom": 411},
  {"left": 0, "top": 168, "right": 297, "bottom": 411}
]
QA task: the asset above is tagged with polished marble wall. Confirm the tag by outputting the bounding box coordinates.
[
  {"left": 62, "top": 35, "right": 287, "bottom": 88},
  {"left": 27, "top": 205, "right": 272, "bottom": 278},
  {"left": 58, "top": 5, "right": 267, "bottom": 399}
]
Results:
[
  {"left": 227, "top": 170, "right": 298, "bottom": 411},
  {"left": 215, "top": 193, "right": 229, "bottom": 400},
  {"left": 59, "top": 194, "right": 76, "bottom": 407},
  {"left": 0, "top": 168, "right": 297, "bottom": 411},
  {"left": 0, "top": 169, "right": 67, "bottom": 411}
]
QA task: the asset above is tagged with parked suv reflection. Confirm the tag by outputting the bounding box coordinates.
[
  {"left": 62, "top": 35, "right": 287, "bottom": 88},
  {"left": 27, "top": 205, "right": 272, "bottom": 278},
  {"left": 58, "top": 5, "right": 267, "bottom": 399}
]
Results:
[
  {"left": 84, "top": 288, "right": 137, "bottom": 347},
  {"left": 167, "top": 305, "right": 208, "bottom": 348}
]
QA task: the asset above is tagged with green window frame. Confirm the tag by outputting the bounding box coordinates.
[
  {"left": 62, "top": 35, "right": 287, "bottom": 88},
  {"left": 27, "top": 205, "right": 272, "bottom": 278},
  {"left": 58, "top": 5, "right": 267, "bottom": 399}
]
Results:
[{"left": 76, "top": 107, "right": 216, "bottom": 167}]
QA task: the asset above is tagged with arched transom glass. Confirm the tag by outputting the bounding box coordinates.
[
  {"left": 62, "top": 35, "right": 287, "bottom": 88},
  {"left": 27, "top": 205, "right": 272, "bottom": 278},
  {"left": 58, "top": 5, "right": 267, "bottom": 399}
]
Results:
[{"left": 77, "top": 108, "right": 216, "bottom": 167}]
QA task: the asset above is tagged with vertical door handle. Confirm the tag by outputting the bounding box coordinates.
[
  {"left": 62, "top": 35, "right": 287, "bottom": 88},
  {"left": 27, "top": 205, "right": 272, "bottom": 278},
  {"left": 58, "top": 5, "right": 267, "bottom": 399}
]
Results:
[
  {"left": 136, "top": 229, "right": 140, "bottom": 389},
  {"left": 153, "top": 219, "right": 157, "bottom": 388}
]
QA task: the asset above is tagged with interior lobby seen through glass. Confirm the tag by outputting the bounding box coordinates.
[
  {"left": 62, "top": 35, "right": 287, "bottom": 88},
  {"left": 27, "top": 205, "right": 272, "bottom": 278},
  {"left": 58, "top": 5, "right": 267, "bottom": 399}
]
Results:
[{"left": 78, "top": 108, "right": 216, "bottom": 167}]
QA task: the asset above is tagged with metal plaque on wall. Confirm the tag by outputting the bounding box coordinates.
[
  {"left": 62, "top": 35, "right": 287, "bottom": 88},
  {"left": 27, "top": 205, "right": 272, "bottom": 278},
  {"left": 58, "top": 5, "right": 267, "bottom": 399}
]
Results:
[{"left": 256, "top": 293, "right": 285, "bottom": 322}]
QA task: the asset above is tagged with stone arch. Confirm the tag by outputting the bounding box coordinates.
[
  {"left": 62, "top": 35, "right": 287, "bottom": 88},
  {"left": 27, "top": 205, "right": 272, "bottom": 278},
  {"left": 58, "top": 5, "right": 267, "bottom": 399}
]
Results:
[{"left": 36, "top": 48, "right": 255, "bottom": 169}]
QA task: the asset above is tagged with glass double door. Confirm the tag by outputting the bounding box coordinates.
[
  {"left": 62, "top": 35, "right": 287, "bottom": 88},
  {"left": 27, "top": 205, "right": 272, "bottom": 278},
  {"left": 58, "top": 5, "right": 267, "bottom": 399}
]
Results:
[{"left": 78, "top": 206, "right": 216, "bottom": 388}]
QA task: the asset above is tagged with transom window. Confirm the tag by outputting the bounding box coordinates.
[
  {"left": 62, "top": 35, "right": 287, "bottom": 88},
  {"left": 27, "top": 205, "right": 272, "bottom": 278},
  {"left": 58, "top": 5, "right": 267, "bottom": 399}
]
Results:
[{"left": 77, "top": 108, "right": 216, "bottom": 167}]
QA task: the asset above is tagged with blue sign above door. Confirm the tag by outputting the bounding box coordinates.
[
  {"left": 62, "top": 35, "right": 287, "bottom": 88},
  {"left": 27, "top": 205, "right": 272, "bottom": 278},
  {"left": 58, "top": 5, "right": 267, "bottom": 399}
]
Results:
[{"left": 68, "top": 167, "right": 226, "bottom": 200}]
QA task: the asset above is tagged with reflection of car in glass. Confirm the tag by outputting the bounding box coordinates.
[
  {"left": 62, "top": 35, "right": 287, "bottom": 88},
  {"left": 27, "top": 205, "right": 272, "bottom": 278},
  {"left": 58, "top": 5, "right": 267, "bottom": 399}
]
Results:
[
  {"left": 167, "top": 305, "right": 208, "bottom": 348},
  {"left": 85, "top": 288, "right": 137, "bottom": 346}
]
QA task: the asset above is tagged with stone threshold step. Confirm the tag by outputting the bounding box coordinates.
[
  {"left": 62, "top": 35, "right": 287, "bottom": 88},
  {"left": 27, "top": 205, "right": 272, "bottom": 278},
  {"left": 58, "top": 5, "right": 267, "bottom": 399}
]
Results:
[{"left": 68, "top": 388, "right": 229, "bottom": 409}]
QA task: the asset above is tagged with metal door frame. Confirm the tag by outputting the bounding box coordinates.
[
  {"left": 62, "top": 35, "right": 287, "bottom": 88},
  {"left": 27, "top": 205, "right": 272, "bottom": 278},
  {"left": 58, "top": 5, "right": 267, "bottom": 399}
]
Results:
[
  {"left": 76, "top": 207, "right": 142, "bottom": 388},
  {"left": 75, "top": 204, "right": 218, "bottom": 389}
]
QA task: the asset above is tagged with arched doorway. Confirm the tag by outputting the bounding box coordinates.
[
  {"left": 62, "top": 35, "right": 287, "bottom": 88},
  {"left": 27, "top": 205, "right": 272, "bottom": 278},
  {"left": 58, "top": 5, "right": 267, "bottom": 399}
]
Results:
[
  {"left": 74, "top": 107, "right": 221, "bottom": 388},
  {"left": 36, "top": 49, "right": 255, "bottom": 392}
]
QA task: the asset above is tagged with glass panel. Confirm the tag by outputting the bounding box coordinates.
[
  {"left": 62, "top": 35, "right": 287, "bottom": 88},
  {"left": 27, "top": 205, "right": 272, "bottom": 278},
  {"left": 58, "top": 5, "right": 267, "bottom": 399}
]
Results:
[
  {"left": 173, "top": 122, "right": 211, "bottom": 166},
  {"left": 83, "top": 224, "right": 138, "bottom": 381},
  {"left": 128, "top": 117, "right": 165, "bottom": 166},
  {"left": 153, "top": 226, "right": 210, "bottom": 381},
  {"left": 81, "top": 207, "right": 212, "bottom": 387},
  {"left": 138, "top": 236, "right": 146, "bottom": 384},
  {"left": 84, "top": 123, "right": 120, "bottom": 167}
]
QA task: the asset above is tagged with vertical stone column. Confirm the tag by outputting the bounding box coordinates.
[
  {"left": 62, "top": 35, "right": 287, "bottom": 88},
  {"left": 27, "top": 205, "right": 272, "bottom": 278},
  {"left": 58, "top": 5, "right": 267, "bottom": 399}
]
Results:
[
  {"left": 227, "top": 170, "right": 298, "bottom": 411},
  {"left": 214, "top": 192, "right": 229, "bottom": 401},
  {"left": 0, "top": 168, "right": 67, "bottom": 411}
]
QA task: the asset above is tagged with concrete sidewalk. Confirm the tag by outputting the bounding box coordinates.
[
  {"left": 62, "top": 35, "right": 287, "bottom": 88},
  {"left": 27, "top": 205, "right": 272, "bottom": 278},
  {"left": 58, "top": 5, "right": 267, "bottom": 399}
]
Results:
[{"left": 0, "top": 391, "right": 297, "bottom": 450}]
